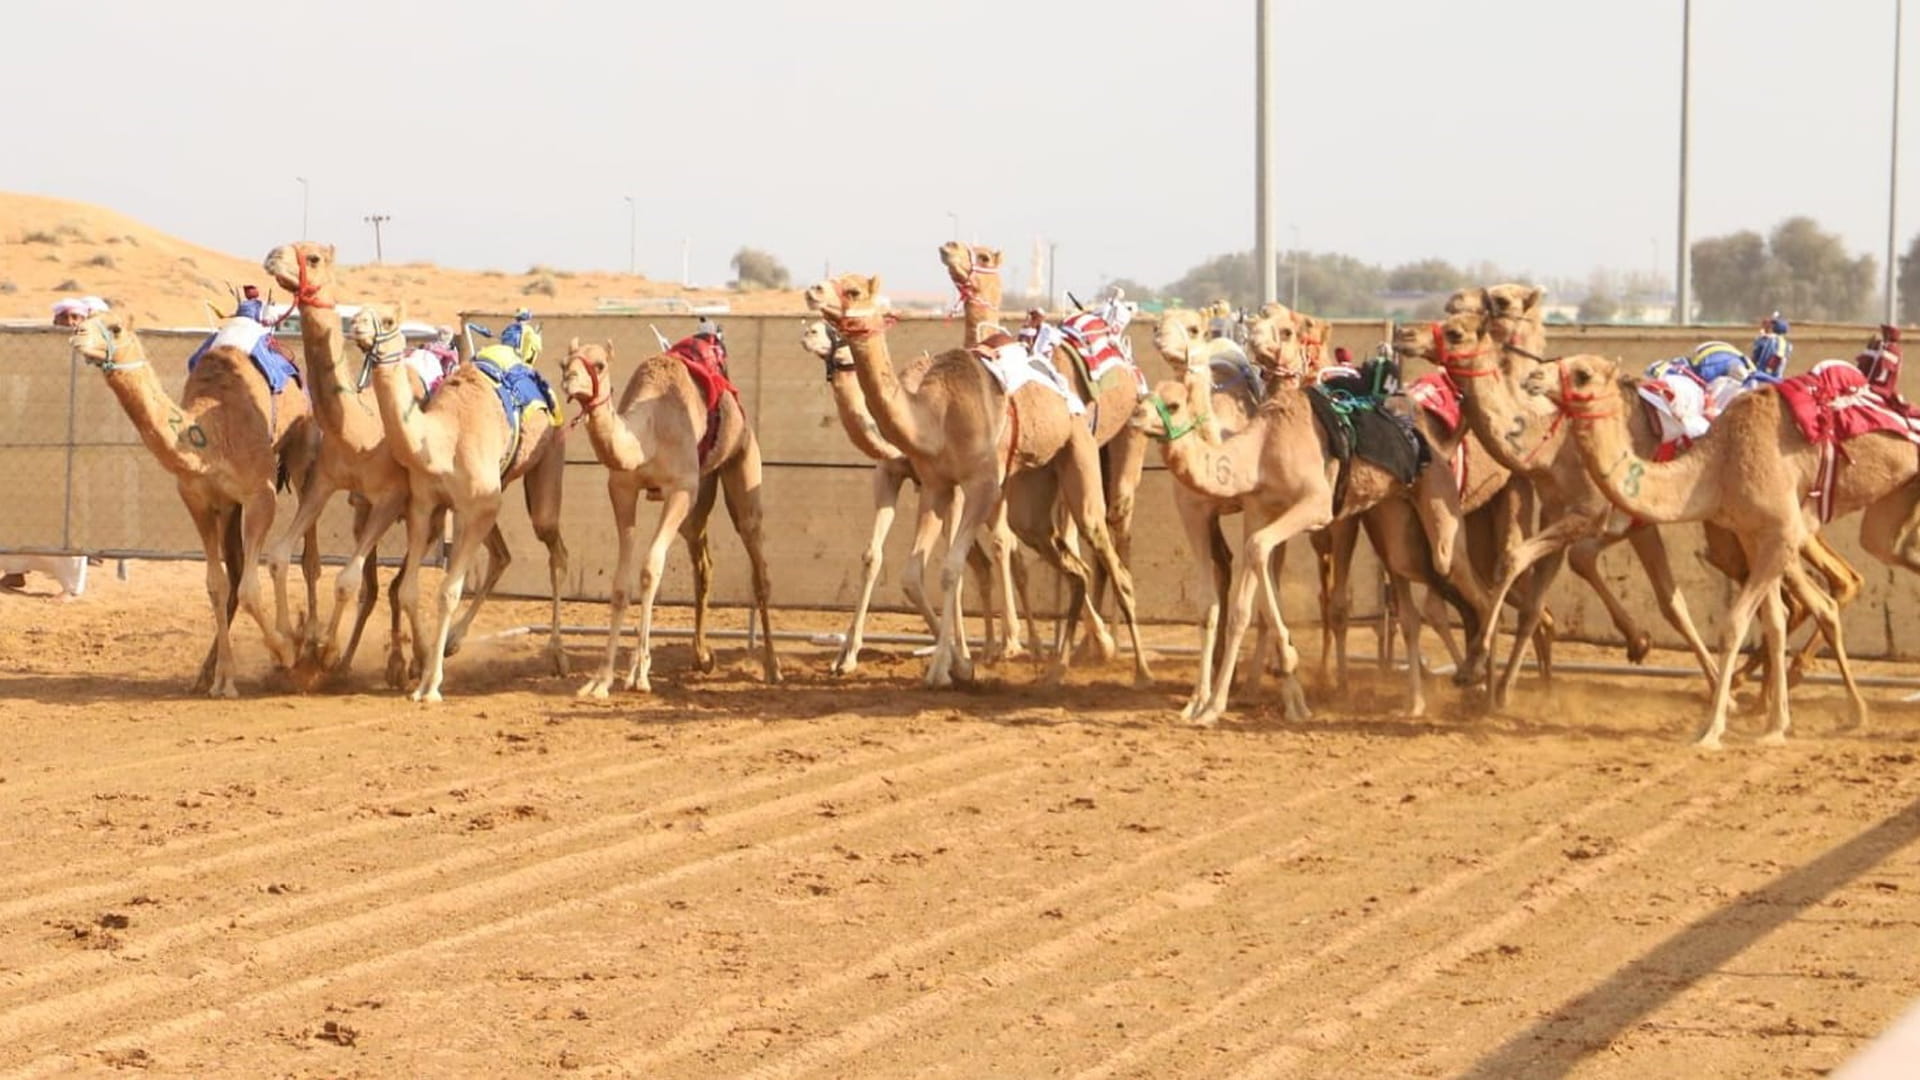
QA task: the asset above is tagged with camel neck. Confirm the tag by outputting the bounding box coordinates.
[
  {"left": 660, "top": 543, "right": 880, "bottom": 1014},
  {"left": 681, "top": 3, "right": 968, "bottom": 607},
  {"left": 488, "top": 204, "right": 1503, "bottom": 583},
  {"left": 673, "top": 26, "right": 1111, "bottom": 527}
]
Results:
[
  {"left": 366, "top": 348, "right": 437, "bottom": 474},
  {"left": 961, "top": 285, "right": 1001, "bottom": 350},
  {"left": 577, "top": 386, "right": 647, "bottom": 474},
  {"left": 1568, "top": 380, "right": 1715, "bottom": 524},
  {"left": 299, "top": 300, "right": 366, "bottom": 430},
  {"left": 1454, "top": 345, "right": 1564, "bottom": 475},
  {"left": 827, "top": 368, "right": 900, "bottom": 461},
  {"left": 844, "top": 327, "right": 927, "bottom": 457},
  {"left": 101, "top": 359, "right": 206, "bottom": 477},
  {"left": 1158, "top": 416, "right": 1264, "bottom": 500}
]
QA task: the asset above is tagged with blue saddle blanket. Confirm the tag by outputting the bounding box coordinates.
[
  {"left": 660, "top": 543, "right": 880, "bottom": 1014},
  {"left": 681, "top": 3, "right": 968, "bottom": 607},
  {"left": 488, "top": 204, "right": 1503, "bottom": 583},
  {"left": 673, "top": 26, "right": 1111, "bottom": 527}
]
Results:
[
  {"left": 472, "top": 353, "right": 556, "bottom": 430},
  {"left": 187, "top": 319, "right": 303, "bottom": 394}
]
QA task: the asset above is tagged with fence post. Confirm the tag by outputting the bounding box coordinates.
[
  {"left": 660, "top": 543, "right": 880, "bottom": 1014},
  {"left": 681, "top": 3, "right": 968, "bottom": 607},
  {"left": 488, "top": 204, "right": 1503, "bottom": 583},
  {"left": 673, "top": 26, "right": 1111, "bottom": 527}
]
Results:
[{"left": 62, "top": 341, "right": 78, "bottom": 551}]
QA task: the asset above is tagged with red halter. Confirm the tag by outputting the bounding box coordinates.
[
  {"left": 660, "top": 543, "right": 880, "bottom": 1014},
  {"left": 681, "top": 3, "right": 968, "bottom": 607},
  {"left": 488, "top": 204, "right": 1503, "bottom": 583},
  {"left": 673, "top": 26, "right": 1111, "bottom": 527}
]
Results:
[{"left": 1431, "top": 321, "right": 1496, "bottom": 377}]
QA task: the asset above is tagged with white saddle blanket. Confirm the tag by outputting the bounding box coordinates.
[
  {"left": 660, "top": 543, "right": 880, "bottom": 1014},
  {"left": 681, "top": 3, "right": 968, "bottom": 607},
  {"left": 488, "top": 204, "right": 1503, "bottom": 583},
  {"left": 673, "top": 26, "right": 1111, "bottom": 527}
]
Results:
[
  {"left": 977, "top": 343, "right": 1085, "bottom": 415},
  {"left": 208, "top": 317, "right": 272, "bottom": 355},
  {"left": 1637, "top": 371, "right": 1711, "bottom": 446},
  {"left": 402, "top": 348, "right": 448, "bottom": 394}
]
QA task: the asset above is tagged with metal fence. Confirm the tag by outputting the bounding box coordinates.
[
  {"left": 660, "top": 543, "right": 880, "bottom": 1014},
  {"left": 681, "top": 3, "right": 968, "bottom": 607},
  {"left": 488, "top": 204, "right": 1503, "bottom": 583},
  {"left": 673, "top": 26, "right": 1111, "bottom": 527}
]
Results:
[{"left": 8, "top": 314, "right": 1920, "bottom": 657}]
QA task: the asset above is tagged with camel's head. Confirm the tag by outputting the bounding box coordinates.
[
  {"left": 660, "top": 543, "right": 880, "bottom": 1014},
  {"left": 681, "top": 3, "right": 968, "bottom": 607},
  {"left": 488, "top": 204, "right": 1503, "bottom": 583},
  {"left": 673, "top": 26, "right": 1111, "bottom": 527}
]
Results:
[
  {"left": 1524, "top": 354, "right": 1620, "bottom": 417},
  {"left": 1246, "top": 304, "right": 1303, "bottom": 376},
  {"left": 1449, "top": 284, "right": 1545, "bottom": 349},
  {"left": 562, "top": 338, "right": 614, "bottom": 407},
  {"left": 346, "top": 302, "right": 405, "bottom": 353},
  {"left": 1152, "top": 308, "right": 1206, "bottom": 369},
  {"left": 262, "top": 241, "right": 337, "bottom": 303},
  {"left": 1132, "top": 378, "right": 1207, "bottom": 442},
  {"left": 1391, "top": 320, "right": 1436, "bottom": 366},
  {"left": 68, "top": 312, "right": 140, "bottom": 370},
  {"left": 939, "top": 243, "right": 1003, "bottom": 308},
  {"left": 805, "top": 274, "right": 892, "bottom": 336},
  {"left": 1428, "top": 308, "right": 1498, "bottom": 379},
  {"left": 799, "top": 319, "right": 853, "bottom": 377}
]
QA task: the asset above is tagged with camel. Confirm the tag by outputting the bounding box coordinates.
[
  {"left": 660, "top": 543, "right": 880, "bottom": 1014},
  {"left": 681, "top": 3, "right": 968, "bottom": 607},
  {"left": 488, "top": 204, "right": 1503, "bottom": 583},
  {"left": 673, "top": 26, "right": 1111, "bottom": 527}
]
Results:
[
  {"left": 68, "top": 314, "right": 316, "bottom": 696},
  {"left": 260, "top": 241, "right": 419, "bottom": 686},
  {"left": 1132, "top": 362, "right": 1481, "bottom": 725},
  {"left": 1529, "top": 353, "right": 1919, "bottom": 746},
  {"left": 799, "top": 321, "right": 1034, "bottom": 674},
  {"left": 1411, "top": 287, "right": 1727, "bottom": 706},
  {"left": 559, "top": 339, "right": 779, "bottom": 696},
  {"left": 1425, "top": 291, "right": 1862, "bottom": 706},
  {"left": 806, "top": 273, "right": 1150, "bottom": 689},
  {"left": 348, "top": 303, "right": 569, "bottom": 701}
]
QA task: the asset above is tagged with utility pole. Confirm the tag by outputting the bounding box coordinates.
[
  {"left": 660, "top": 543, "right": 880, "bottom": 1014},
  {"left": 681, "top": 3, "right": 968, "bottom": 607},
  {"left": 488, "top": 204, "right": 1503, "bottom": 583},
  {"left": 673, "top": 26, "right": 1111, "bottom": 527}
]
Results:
[
  {"left": 297, "top": 177, "right": 309, "bottom": 240},
  {"left": 1290, "top": 224, "right": 1301, "bottom": 311},
  {"left": 624, "top": 195, "right": 637, "bottom": 276},
  {"left": 1889, "top": 0, "right": 1905, "bottom": 324},
  {"left": 363, "top": 214, "right": 391, "bottom": 264},
  {"left": 1675, "top": 0, "right": 1693, "bottom": 325},
  {"left": 1255, "top": 0, "right": 1279, "bottom": 305}
]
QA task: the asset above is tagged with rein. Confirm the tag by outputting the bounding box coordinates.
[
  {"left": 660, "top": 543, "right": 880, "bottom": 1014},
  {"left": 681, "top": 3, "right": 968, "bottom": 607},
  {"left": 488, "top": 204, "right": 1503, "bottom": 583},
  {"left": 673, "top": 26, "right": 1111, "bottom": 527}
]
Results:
[
  {"left": 80, "top": 324, "right": 147, "bottom": 372},
  {"left": 566, "top": 357, "right": 608, "bottom": 429},
  {"left": 269, "top": 257, "right": 336, "bottom": 328},
  {"left": 1147, "top": 393, "right": 1209, "bottom": 442},
  {"left": 1555, "top": 360, "right": 1617, "bottom": 421},
  {"left": 1430, "top": 321, "right": 1497, "bottom": 378},
  {"left": 819, "top": 325, "right": 856, "bottom": 381}
]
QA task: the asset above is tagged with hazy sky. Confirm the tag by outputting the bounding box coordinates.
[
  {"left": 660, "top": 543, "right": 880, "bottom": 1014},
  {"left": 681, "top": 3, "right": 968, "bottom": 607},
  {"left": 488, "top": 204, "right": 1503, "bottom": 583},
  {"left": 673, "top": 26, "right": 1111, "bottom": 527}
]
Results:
[{"left": 4, "top": 1, "right": 1909, "bottom": 298}]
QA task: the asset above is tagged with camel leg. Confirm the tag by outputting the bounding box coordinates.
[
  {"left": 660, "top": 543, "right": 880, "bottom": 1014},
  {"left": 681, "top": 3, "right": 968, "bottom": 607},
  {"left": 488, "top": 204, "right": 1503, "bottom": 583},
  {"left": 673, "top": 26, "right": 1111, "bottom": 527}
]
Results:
[
  {"left": 579, "top": 476, "right": 643, "bottom": 699},
  {"left": 335, "top": 498, "right": 381, "bottom": 670},
  {"left": 300, "top": 521, "right": 322, "bottom": 646},
  {"left": 235, "top": 488, "right": 297, "bottom": 672},
  {"left": 322, "top": 490, "right": 407, "bottom": 671},
  {"left": 678, "top": 476, "right": 720, "bottom": 674},
  {"left": 1091, "top": 425, "right": 1149, "bottom": 640},
  {"left": 1056, "top": 429, "right": 1148, "bottom": 684},
  {"left": 984, "top": 504, "right": 1027, "bottom": 661},
  {"left": 187, "top": 503, "right": 241, "bottom": 698},
  {"left": 1315, "top": 521, "right": 1360, "bottom": 693},
  {"left": 1409, "top": 457, "right": 1464, "bottom": 577},
  {"left": 1700, "top": 543, "right": 1788, "bottom": 749},
  {"left": 1755, "top": 582, "right": 1793, "bottom": 745},
  {"left": 523, "top": 438, "right": 571, "bottom": 676},
  {"left": 1057, "top": 513, "right": 1119, "bottom": 664},
  {"left": 1778, "top": 556, "right": 1866, "bottom": 734},
  {"left": 901, "top": 487, "right": 944, "bottom": 636},
  {"left": 1491, "top": 548, "right": 1564, "bottom": 707},
  {"left": 1475, "top": 510, "right": 1598, "bottom": 698},
  {"left": 622, "top": 486, "right": 697, "bottom": 694},
  {"left": 1198, "top": 502, "right": 1326, "bottom": 727},
  {"left": 417, "top": 499, "right": 502, "bottom": 703},
  {"left": 836, "top": 463, "right": 909, "bottom": 676},
  {"left": 266, "top": 466, "right": 339, "bottom": 652},
  {"left": 443, "top": 525, "right": 512, "bottom": 659},
  {"left": 1174, "top": 499, "right": 1227, "bottom": 721},
  {"left": 721, "top": 435, "right": 782, "bottom": 685},
  {"left": 392, "top": 500, "right": 440, "bottom": 693},
  {"left": 928, "top": 480, "right": 997, "bottom": 689},
  {"left": 1421, "top": 589, "right": 1464, "bottom": 669},
  {"left": 1621, "top": 526, "right": 1719, "bottom": 689}
]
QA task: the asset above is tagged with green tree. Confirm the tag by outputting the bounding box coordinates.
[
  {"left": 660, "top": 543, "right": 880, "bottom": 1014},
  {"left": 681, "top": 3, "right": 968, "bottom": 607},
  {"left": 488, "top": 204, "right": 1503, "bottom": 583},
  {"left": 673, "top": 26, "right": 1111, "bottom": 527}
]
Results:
[
  {"left": 729, "top": 247, "right": 790, "bottom": 290},
  {"left": 1577, "top": 292, "right": 1620, "bottom": 323},
  {"left": 1691, "top": 217, "right": 1874, "bottom": 322},
  {"left": 1384, "top": 258, "right": 1466, "bottom": 294}
]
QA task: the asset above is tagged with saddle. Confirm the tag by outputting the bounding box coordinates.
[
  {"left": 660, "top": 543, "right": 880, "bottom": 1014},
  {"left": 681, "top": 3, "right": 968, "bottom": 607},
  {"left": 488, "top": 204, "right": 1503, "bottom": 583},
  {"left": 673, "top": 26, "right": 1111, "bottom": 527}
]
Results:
[
  {"left": 667, "top": 334, "right": 741, "bottom": 465},
  {"left": 188, "top": 318, "right": 303, "bottom": 394},
  {"left": 1057, "top": 311, "right": 1146, "bottom": 400},
  {"left": 1308, "top": 359, "right": 1429, "bottom": 514},
  {"left": 1405, "top": 369, "right": 1467, "bottom": 494},
  {"left": 971, "top": 332, "right": 1085, "bottom": 415},
  {"left": 1775, "top": 360, "right": 1920, "bottom": 521},
  {"left": 472, "top": 346, "right": 558, "bottom": 474}
]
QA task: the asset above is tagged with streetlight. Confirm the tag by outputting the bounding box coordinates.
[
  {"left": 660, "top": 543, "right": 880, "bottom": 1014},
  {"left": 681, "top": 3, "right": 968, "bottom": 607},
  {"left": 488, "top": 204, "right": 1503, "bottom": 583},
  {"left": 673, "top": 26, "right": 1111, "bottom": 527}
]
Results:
[
  {"left": 363, "top": 214, "right": 391, "bottom": 264},
  {"left": 297, "top": 177, "right": 309, "bottom": 239},
  {"left": 623, "top": 195, "right": 637, "bottom": 277},
  {"left": 1888, "top": 0, "right": 1905, "bottom": 324},
  {"left": 1255, "top": 0, "right": 1278, "bottom": 305},
  {"left": 1675, "top": 0, "right": 1693, "bottom": 325}
]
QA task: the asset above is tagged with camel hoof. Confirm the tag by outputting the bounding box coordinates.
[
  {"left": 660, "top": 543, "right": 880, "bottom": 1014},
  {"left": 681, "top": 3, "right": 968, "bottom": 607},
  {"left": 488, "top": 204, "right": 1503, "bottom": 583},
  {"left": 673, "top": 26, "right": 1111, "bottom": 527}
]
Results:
[
  {"left": 1625, "top": 632, "right": 1652, "bottom": 665},
  {"left": 693, "top": 651, "right": 717, "bottom": 674},
  {"left": 576, "top": 678, "right": 611, "bottom": 700},
  {"left": 1133, "top": 669, "right": 1154, "bottom": 690},
  {"left": 1282, "top": 682, "right": 1313, "bottom": 723},
  {"left": 1693, "top": 733, "right": 1725, "bottom": 751},
  {"left": 764, "top": 662, "right": 784, "bottom": 686},
  {"left": 830, "top": 655, "right": 858, "bottom": 677},
  {"left": 1757, "top": 731, "right": 1790, "bottom": 747},
  {"left": 1189, "top": 709, "right": 1223, "bottom": 729},
  {"left": 546, "top": 645, "right": 569, "bottom": 677},
  {"left": 1406, "top": 699, "right": 1427, "bottom": 719},
  {"left": 1074, "top": 633, "right": 1118, "bottom": 665}
]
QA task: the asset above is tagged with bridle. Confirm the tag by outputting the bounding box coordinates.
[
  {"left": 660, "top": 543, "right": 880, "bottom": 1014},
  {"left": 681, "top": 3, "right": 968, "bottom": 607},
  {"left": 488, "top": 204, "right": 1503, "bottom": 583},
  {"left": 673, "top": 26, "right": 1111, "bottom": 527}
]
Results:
[
  {"left": 270, "top": 254, "right": 335, "bottom": 328},
  {"left": 566, "top": 352, "right": 609, "bottom": 428},
  {"left": 824, "top": 284, "right": 899, "bottom": 341},
  {"left": 1555, "top": 360, "right": 1616, "bottom": 421},
  {"left": 949, "top": 250, "right": 999, "bottom": 314},
  {"left": 817, "top": 324, "right": 856, "bottom": 381},
  {"left": 1429, "top": 321, "right": 1497, "bottom": 379},
  {"left": 76, "top": 321, "right": 146, "bottom": 373}
]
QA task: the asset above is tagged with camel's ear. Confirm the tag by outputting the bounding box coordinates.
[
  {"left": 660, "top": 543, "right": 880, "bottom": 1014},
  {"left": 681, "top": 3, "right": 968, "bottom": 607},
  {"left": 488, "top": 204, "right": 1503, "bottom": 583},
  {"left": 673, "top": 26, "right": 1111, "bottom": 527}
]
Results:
[
  {"left": 568, "top": 336, "right": 581, "bottom": 352},
  {"left": 1523, "top": 286, "right": 1544, "bottom": 313},
  {"left": 324, "top": 244, "right": 337, "bottom": 262},
  {"left": 867, "top": 274, "right": 885, "bottom": 296},
  {"left": 603, "top": 339, "right": 615, "bottom": 362}
]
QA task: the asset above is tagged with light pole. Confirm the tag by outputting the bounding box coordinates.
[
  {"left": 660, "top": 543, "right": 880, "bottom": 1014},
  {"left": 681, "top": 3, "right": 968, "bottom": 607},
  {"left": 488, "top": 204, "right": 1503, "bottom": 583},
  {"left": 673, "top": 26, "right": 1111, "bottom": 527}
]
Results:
[
  {"left": 1888, "top": 0, "right": 1905, "bottom": 324},
  {"left": 363, "top": 214, "right": 391, "bottom": 264},
  {"left": 1675, "top": 0, "right": 1693, "bottom": 325},
  {"left": 297, "top": 177, "right": 309, "bottom": 240},
  {"left": 624, "top": 195, "right": 637, "bottom": 277},
  {"left": 1255, "top": 0, "right": 1278, "bottom": 305}
]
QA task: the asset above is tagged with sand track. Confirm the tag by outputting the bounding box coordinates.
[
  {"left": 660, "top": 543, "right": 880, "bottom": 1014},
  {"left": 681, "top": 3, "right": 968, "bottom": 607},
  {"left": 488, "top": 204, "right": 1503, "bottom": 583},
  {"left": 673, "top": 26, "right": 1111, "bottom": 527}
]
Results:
[{"left": 1, "top": 564, "right": 1916, "bottom": 1078}]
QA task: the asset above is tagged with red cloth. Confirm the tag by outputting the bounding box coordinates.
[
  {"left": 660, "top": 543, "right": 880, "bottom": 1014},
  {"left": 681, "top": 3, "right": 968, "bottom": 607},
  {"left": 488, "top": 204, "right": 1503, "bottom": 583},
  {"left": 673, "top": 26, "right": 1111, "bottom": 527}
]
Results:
[
  {"left": 1777, "top": 361, "right": 1919, "bottom": 446},
  {"left": 667, "top": 335, "right": 739, "bottom": 414},
  {"left": 1404, "top": 371, "right": 1462, "bottom": 433}
]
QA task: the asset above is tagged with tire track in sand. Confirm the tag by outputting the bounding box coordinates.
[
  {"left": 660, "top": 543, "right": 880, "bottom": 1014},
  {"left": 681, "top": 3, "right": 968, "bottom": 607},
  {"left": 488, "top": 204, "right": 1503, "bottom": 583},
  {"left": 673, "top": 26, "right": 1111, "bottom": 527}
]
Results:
[
  {"left": 611, "top": 757, "right": 1411, "bottom": 1078},
  {"left": 1214, "top": 760, "right": 1779, "bottom": 1080},
  {"left": 1, "top": 733, "right": 1034, "bottom": 1074},
  {"left": 1064, "top": 754, "right": 1701, "bottom": 1080}
]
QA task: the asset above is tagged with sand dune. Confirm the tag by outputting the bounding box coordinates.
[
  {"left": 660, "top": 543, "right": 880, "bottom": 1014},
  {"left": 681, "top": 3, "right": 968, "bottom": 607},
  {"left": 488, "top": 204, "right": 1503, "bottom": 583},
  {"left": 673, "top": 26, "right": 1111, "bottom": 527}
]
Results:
[{"left": 0, "top": 191, "right": 805, "bottom": 329}]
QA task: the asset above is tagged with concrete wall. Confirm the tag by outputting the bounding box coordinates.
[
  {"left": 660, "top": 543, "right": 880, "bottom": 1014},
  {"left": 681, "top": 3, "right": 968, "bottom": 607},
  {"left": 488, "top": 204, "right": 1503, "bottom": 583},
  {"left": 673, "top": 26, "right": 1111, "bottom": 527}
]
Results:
[{"left": 6, "top": 315, "right": 1918, "bottom": 657}]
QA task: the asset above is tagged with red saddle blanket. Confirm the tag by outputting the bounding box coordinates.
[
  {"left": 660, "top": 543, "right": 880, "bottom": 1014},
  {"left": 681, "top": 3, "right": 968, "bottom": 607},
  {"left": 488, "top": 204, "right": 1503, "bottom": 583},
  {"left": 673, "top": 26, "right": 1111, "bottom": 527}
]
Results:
[
  {"left": 1404, "top": 371, "right": 1461, "bottom": 433},
  {"left": 1776, "top": 361, "right": 1920, "bottom": 445},
  {"left": 668, "top": 335, "right": 739, "bottom": 413}
]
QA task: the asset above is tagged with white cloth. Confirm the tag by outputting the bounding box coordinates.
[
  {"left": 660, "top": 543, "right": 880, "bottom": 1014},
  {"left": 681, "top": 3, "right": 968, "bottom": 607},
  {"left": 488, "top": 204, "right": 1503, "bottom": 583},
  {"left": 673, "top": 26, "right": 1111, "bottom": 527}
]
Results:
[
  {"left": 402, "top": 348, "right": 447, "bottom": 394},
  {"left": 977, "top": 342, "right": 1085, "bottom": 415},
  {"left": 208, "top": 317, "right": 272, "bottom": 355},
  {"left": 1637, "top": 371, "right": 1711, "bottom": 444}
]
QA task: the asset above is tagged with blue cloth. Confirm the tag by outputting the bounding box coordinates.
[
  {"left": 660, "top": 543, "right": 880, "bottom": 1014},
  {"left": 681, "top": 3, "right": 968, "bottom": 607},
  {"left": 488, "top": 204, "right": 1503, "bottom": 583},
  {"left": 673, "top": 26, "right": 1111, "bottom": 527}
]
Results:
[
  {"left": 472, "top": 357, "right": 555, "bottom": 431},
  {"left": 1690, "top": 342, "right": 1752, "bottom": 383},
  {"left": 187, "top": 328, "right": 303, "bottom": 394},
  {"left": 236, "top": 299, "right": 266, "bottom": 321},
  {"left": 1750, "top": 331, "right": 1791, "bottom": 378}
]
